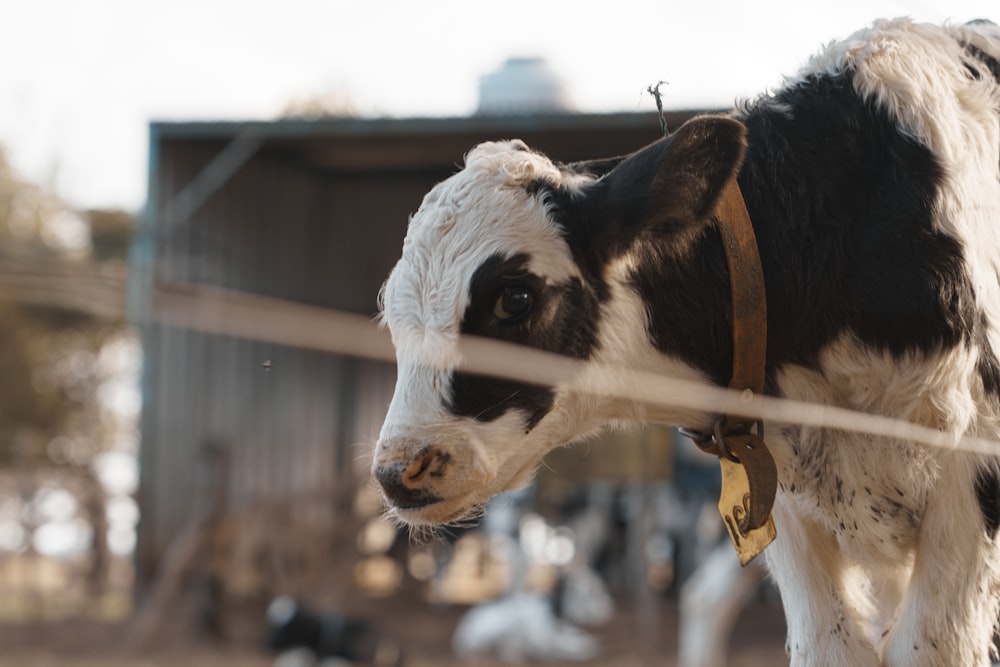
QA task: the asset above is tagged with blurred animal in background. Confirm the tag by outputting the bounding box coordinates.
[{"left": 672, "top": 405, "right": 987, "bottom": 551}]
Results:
[
  {"left": 444, "top": 486, "right": 615, "bottom": 661},
  {"left": 451, "top": 590, "right": 600, "bottom": 662},
  {"left": 265, "top": 596, "right": 403, "bottom": 667},
  {"left": 679, "top": 542, "right": 765, "bottom": 667}
]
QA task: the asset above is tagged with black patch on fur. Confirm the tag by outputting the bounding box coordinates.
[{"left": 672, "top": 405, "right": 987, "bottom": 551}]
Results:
[
  {"left": 732, "top": 72, "right": 977, "bottom": 375},
  {"left": 446, "top": 252, "right": 602, "bottom": 428},
  {"left": 537, "top": 117, "right": 747, "bottom": 318},
  {"left": 533, "top": 168, "right": 648, "bottom": 303},
  {"left": 628, "top": 226, "right": 734, "bottom": 386},
  {"left": 529, "top": 180, "right": 613, "bottom": 304},
  {"left": 964, "top": 44, "right": 1000, "bottom": 83},
  {"left": 975, "top": 464, "right": 1000, "bottom": 538}
]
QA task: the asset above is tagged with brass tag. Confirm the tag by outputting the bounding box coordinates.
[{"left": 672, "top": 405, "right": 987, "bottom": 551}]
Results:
[{"left": 718, "top": 456, "right": 777, "bottom": 566}]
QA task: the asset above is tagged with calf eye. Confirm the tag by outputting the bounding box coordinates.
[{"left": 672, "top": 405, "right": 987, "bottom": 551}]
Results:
[{"left": 493, "top": 285, "right": 534, "bottom": 322}]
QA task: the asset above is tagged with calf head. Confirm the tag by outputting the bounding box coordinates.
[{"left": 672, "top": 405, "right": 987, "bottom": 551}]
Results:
[{"left": 374, "top": 115, "right": 748, "bottom": 527}]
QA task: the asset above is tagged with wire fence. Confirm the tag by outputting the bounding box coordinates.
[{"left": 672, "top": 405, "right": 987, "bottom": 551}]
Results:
[
  {"left": 151, "top": 281, "right": 1000, "bottom": 458},
  {"left": 4, "top": 264, "right": 995, "bottom": 457}
]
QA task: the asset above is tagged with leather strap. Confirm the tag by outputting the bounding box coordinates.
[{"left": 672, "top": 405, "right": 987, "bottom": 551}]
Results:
[
  {"left": 714, "top": 177, "right": 767, "bottom": 404},
  {"left": 686, "top": 175, "right": 778, "bottom": 534}
]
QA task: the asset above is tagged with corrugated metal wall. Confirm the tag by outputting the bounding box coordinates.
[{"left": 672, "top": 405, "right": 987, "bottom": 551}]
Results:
[{"left": 136, "top": 138, "right": 417, "bottom": 582}]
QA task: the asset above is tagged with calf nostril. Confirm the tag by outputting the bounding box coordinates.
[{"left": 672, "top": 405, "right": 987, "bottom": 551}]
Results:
[
  {"left": 405, "top": 448, "right": 453, "bottom": 484},
  {"left": 404, "top": 449, "right": 435, "bottom": 483},
  {"left": 374, "top": 459, "right": 443, "bottom": 510}
]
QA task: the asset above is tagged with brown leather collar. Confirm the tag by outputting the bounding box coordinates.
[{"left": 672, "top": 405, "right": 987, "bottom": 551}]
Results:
[{"left": 680, "top": 175, "right": 778, "bottom": 533}]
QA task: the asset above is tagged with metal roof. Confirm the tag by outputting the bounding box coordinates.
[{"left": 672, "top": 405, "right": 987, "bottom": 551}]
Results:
[{"left": 149, "top": 110, "right": 711, "bottom": 173}]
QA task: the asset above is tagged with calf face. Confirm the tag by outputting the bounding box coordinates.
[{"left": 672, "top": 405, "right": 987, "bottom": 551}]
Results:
[{"left": 374, "top": 116, "right": 747, "bottom": 526}]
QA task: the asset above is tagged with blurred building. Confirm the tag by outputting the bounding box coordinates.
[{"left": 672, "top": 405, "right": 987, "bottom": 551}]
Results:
[{"left": 130, "top": 100, "right": 706, "bottom": 592}]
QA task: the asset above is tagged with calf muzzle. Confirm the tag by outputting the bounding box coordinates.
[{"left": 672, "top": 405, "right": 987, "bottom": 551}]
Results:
[{"left": 372, "top": 445, "right": 451, "bottom": 510}]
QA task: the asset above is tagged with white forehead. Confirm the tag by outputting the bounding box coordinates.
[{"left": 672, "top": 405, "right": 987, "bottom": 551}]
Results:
[{"left": 381, "top": 140, "right": 591, "bottom": 363}]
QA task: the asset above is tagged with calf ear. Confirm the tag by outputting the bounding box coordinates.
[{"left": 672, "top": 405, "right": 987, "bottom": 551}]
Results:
[
  {"left": 601, "top": 115, "right": 748, "bottom": 233},
  {"left": 562, "top": 155, "right": 627, "bottom": 178}
]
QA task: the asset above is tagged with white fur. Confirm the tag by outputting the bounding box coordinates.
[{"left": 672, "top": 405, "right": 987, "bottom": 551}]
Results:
[
  {"left": 377, "top": 18, "right": 1000, "bottom": 666},
  {"left": 770, "top": 336, "right": 1000, "bottom": 665}
]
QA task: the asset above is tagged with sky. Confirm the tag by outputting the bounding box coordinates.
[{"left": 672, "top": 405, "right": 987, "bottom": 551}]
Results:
[{"left": 2, "top": 0, "right": 997, "bottom": 211}]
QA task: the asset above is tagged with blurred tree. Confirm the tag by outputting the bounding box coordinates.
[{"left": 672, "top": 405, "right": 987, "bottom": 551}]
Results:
[
  {"left": 0, "top": 146, "right": 133, "bottom": 469},
  {"left": 280, "top": 87, "right": 357, "bottom": 119}
]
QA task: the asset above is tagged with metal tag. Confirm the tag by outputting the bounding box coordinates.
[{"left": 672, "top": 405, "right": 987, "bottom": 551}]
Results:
[{"left": 718, "top": 455, "right": 777, "bottom": 566}]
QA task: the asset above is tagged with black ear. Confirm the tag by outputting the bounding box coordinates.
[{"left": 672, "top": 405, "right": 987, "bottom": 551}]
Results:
[
  {"left": 600, "top": 114, "right": 748, "bottom": 231},
  {"left": 562, "top": 155, "right": 627, "bottom": 178},
  {"left": 541, "top": 115, "right": 748, "bottom": 277}
]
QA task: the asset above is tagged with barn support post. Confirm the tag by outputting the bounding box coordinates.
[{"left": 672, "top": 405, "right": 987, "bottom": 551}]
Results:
[
  {"left": 128, "top": 126, "right": 263, "bottom": 595},
  {"left": 128, "top": 122, "right": 163, "bottom": 593}
]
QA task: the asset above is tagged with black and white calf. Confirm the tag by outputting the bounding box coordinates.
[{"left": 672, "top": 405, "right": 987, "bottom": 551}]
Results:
[{"left": 374, "top": 18, "right": 1000, "bottom": 666}]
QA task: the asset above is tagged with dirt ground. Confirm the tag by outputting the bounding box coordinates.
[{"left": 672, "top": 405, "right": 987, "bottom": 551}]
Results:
[{"left": 0, "top": 593, "right": 788, "bottom": 667}]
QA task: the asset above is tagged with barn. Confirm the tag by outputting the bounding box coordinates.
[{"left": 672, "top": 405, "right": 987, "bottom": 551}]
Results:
[{"left": 129, "top": 109, "right": 703, "bottom": 597}]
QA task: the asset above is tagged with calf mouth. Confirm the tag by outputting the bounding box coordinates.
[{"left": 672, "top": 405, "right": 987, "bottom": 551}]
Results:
[{"left": 386, "top": 490, "right": 487, "bottom": 528}]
